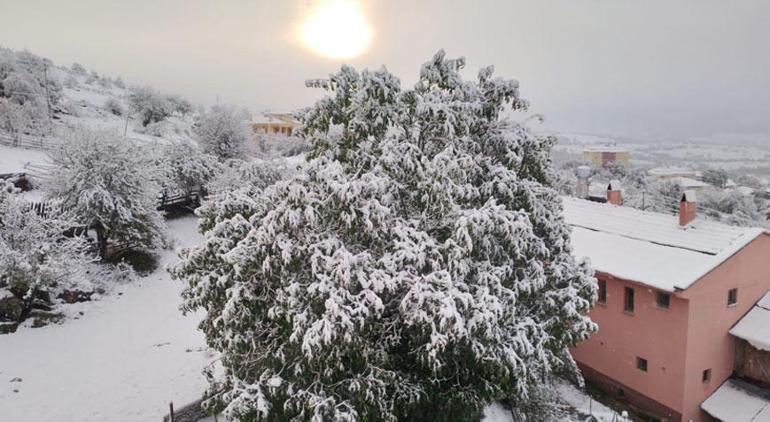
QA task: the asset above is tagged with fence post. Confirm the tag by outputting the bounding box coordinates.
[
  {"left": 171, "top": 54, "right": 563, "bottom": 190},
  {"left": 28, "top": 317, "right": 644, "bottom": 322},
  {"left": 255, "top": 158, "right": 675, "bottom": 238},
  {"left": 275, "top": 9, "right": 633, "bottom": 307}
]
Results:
[{"left": 169, "top": 401, "right": 174, "bottom": 422}]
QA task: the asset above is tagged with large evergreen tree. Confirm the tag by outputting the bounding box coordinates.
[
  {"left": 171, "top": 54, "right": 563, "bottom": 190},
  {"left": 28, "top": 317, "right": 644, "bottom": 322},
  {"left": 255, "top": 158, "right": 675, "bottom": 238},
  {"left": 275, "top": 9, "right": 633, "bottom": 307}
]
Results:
[{"left": 172, "top": 51, "right": 596, "bottom": 421}]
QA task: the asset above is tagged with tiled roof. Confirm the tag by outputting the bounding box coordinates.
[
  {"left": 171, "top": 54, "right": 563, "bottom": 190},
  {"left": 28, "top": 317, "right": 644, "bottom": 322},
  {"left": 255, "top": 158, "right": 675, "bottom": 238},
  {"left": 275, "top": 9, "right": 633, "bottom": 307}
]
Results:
[{"left": 563, "top": 197, "right": 765, "bottom": 291}]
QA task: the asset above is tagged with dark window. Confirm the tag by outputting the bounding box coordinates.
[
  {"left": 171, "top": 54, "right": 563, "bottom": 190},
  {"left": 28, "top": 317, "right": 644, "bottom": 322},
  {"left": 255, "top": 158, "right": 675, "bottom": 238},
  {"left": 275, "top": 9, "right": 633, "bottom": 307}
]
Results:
[
  {"left": 728, "top": 288, "right": 738, "bottom": 306},
  {"left": 656, "top": 292, "right": 671, "bottom": 309},
  {"left": 702, "top": 369, "right": 712, "bottom": 383},
  {"left": 637, "top": 357, "right": 648, "bottom": 372},
  {"left": 598, "top": 280, "right": 607, "bottom": 304},
  {"left": 624, "top": 287, "right": 635, "bottom": 313}
]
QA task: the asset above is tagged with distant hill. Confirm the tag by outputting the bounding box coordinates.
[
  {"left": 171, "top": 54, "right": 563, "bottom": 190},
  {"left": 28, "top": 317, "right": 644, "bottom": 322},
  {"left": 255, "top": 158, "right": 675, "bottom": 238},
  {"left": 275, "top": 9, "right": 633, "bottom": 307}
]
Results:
[{"left": 0, "top": 46, "right": 197, "bottom": 146}]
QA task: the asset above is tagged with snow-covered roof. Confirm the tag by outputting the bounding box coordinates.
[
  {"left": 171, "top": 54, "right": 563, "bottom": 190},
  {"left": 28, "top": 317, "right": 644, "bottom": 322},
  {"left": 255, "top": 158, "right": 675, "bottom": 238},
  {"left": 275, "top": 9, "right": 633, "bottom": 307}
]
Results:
[
  {"left": 701, "top": 378, "right": 770, "bottom": 421},
  {"left": 671, "top": 176, "right": 710, "bottom": 189},
  {"left": 730, "top": 291, "right": 770, "bottom": 351},
  {"left": 647, "top": 166, "right": 702, "bottom": 179},
  {"left": 563, "top": 197, "right": 765, "bottom": 292},
  {"left": 583, "top": 146, "right": 628, "bottom": 153}
]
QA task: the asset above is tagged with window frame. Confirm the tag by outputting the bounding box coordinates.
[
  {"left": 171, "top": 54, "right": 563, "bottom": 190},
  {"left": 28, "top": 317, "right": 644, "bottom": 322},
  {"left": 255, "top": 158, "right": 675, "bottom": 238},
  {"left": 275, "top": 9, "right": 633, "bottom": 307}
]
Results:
[
  {"left": 597, "top": 279, "right": 607, "bottom": 305},
  {"left": 702, "top": 369, "right": 712, "bottom": 383},
  {"left": 728, "top": 288, "right": 738, "bottom": 307},
  {"left": 656, "top": 291, "right": 671, "bottom": 309},
  {"left": 636, "top": 357, "right": 648, "bottom": 372},
  {"left": 624, "top": 287, "right": 635, "bottom": 314}
]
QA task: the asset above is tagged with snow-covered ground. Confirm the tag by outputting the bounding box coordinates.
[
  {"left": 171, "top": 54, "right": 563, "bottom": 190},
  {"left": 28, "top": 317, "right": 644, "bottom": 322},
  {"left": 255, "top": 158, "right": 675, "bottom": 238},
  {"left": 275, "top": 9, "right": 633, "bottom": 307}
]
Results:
[
  {"left": 0, "top": 216, "right": 210, "bottom": 422},
  {"left": 0, "top": 144, "right": 50, "bottom": 174}
]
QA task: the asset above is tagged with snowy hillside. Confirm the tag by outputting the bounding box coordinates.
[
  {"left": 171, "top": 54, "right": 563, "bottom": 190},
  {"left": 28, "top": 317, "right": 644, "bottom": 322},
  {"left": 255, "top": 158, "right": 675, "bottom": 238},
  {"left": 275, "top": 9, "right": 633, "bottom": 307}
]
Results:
[{"left": 0, "top": 46, "right": 197, "bottom": 150}]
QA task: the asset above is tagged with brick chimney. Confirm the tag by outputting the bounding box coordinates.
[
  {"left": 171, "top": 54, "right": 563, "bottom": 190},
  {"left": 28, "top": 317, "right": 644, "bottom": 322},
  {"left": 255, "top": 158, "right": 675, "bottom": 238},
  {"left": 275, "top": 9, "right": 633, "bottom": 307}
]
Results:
[
  {"left": 606, "top": 180, "right": 622, "bottom": 205},
  {"left": 679, "top": 190, "right": 697, "bottom": 226}
]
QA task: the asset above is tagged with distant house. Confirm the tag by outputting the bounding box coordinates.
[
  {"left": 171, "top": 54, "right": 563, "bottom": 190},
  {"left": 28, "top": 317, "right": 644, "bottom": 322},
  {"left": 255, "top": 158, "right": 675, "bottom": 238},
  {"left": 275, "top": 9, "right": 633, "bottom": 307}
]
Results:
[
  {"left": 251, "top": 112, "right": 299, "bottom": 137},
  {"left": 565, "top": 188, "right": 770, "bottom": 422},
  {"left": 583, "top": 146, "right": 630, "bottom": 168},
  {"left": 648, "top": 166, "right": 703, "bottom": 181},
  {"left": 670, "top": 176, "right": 711, "bottom": 192}
]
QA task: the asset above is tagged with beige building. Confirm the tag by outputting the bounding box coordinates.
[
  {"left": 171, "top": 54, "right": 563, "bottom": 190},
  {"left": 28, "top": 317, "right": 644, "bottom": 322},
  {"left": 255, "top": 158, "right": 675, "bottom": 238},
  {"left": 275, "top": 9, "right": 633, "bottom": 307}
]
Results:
[
  {"left": 252, "top": 112, "right": 299, "bottom": 137},
  {"left": 583, "top": 146, "right": 630, "bottom": 168}
]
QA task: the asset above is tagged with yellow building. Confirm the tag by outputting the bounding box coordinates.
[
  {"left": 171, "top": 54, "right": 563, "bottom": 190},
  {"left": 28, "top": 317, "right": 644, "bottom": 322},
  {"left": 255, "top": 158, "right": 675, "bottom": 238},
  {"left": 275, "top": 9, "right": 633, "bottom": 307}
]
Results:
[
  {"left": 252, "top": 112, "right": 299, "bottom": 137},
  {"left": 582, "top": 146, "right": 630, "bottom": 168}
]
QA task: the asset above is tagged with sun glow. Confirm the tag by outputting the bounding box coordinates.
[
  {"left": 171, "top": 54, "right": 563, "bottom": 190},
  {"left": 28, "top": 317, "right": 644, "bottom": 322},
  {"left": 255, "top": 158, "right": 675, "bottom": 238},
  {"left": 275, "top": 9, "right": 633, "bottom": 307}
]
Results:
[{"left": 298, "top": 0, "right": 372, "bottom": 60}]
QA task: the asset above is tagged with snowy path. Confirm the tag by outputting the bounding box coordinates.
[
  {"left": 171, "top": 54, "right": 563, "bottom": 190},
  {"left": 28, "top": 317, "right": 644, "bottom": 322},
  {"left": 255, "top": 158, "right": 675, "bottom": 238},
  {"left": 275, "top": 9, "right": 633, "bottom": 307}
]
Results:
[{"left": 0, "top": 216, "right": 210, "bottom": 422}]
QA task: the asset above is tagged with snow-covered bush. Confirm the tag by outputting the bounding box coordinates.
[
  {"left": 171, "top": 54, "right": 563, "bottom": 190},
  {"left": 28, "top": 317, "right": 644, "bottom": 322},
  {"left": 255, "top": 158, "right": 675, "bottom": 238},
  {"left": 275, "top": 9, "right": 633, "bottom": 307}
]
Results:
[
  {"left": 0, "top": 183, "right": 93, "bottom": 318},
  {"left": 172, "top": 51, "right": 597, "bottom": 421},
  {"left": 46, "top": 127, "right": 166, "bottom": 258},
  {"left": 113, "top": 76, "right": 126, "bottom": 89},
  {"left": 252, "top": 132, "right": 310, "bottom": 157},
  {"left": 70, "top": 62, "right": 87, "bottom": 75},
  {"left": 702, "top": 168, "right": 729, "bottom": 188},
  {"left": 104, "top": 98, "right": 123, "bottom": 116},
  {"left": 0, "top": 48, "right": 60, "bottom": 136},
  {"left": 128, "top": 85, "right": 172, "bottom": 127},
  {"left": 193, "top": 104, "right": 251, "bottom": 160},
  {"left": 167, "top": 94, "right": 193, "bottom": 117},
  {"left": 154, "top": 141, "right": 219, "bottom": 197}
]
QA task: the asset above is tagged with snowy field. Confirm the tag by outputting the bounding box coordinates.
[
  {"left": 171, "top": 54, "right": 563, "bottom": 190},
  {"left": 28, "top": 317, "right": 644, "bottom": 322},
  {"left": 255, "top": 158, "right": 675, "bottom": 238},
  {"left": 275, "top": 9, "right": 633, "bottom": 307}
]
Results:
[
  {"left": 0, "top": 144, "right": 50, "bottom": 174},
  {"left": 0, "top": 216, "right": 210, "bottom": 422}
]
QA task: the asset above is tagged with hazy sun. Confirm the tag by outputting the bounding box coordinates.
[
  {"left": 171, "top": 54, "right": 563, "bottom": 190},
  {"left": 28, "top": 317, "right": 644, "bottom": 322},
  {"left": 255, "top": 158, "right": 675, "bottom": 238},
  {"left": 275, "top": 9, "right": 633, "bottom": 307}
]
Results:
[{"left": 298, "top": 0, "right": 372, "bottom": 60}]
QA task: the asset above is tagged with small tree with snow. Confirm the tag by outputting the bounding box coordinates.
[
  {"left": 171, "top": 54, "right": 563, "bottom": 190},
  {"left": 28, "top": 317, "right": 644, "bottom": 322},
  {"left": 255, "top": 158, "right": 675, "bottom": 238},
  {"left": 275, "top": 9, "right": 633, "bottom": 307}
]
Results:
[
  {"left": 172, "top": 51, "right": 597, "bottom": 421},
  {"left": 46, "top": 128, "right": 166, "bottom": 258},
  {"left": 193, "top": 104, "right": 251, "bottom": 161},
  {"left": 155, "top": 141, "right": 219, "bottom": 197},
  {"left": 702, "top": 168, "right": 729, "bottom": 189},
  {"left": 0, "top": 183, "right": 93, "bottom": 318},
  {"left": 128, "top": 85, "right": 172, "bottom": 126}
]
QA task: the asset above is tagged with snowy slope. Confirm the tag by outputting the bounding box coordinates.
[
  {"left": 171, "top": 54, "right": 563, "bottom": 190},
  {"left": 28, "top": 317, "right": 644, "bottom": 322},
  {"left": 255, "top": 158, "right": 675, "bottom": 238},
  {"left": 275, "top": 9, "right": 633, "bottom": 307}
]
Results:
[{"left": 0, "top": 216, "right": 210, "bottom": 422}]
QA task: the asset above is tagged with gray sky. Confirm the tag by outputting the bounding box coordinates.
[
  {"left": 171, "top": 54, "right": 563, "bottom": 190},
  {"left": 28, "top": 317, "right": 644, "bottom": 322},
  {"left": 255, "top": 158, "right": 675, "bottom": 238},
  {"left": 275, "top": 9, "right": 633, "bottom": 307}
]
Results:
[{"left": 1, "top": 0, "right": 769, "bottom": 141}]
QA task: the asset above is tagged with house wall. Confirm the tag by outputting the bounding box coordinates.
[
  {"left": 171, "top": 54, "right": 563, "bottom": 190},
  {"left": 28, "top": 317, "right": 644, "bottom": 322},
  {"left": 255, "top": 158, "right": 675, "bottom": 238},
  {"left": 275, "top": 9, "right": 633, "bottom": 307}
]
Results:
[
  {"left": 678, "top": 234, "right": 770, "bottom": 422},
  {"left": 571, "top": 272, "right": 690, "bottom": 420}
]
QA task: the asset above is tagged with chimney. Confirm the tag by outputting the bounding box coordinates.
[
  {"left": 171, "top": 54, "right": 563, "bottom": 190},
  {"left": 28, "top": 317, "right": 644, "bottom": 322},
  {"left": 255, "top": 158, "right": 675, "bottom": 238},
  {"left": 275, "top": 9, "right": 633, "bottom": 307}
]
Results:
[
  {"left": 679, "top": 190, "right": 697, "bottom": 226},
  {"left": 606, "top": 180, "right": 622, "bottom": 205},
  {"left": 575, "top": 165, "right": 591, "bottom": 199}
]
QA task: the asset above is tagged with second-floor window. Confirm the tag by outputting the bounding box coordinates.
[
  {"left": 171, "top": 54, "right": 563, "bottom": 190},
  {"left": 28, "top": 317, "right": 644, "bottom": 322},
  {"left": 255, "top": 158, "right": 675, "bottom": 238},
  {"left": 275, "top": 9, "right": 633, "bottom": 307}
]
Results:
[
  {"left": 728, "top": 288, "right": 738, "bottom": 307},
  {"left": 624, "top": 287, "right": 635, "bottom": 313},
  {"left": 656, "top": 292, "right": 671, "bottom": 309},
  {"left": 598, "top": 280, "right": 607, "bottom": 304}
]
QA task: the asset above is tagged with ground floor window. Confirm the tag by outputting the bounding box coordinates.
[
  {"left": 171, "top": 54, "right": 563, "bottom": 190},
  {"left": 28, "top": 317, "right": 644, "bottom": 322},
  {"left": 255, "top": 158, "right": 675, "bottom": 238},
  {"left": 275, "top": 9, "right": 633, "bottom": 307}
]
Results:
[{"left": 637, "top": 357, "right": 648, "bottom": 372}]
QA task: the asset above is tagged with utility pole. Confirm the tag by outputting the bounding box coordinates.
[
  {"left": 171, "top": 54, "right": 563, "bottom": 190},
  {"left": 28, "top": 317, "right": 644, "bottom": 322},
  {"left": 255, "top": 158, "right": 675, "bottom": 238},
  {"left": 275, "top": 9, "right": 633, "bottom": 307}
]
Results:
[{"left": 43, "top": 64, "right": 53, "bottom": 128}]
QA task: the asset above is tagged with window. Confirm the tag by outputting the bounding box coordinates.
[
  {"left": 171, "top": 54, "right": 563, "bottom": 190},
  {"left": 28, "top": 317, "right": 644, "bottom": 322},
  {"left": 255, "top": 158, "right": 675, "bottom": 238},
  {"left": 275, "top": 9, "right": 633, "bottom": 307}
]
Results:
[
  {"left": 728, "top": 288, "right": 738, "bottom": 306},
  {"left": 702, "top": 369, "right": 712, "bottom": 383},
  {"left": 656, "top": 292, "right": 671, "bottom": 309},
  {"left": 598, "top": 280, "right": 607, "bottom": 304},
  {"left": 636, "top": 357, "right": 648, "bottom": 372},
  {"left": 624, "top": 287, "right": 635, "bottom": 313}
]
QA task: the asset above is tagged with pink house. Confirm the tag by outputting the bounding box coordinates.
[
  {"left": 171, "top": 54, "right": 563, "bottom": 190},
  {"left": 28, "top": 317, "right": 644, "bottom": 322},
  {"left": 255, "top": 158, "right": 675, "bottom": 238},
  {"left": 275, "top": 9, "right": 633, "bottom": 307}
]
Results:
[{"left": 564, "top": 192, "right": 770, "bottom": 421}]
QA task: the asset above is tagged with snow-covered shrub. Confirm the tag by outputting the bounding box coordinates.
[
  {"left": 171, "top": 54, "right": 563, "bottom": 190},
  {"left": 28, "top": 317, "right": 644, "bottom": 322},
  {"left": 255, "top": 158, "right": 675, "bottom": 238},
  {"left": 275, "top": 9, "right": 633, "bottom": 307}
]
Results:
[
  {"left": 104, "top": 98, "right": 123, "bottom": 116},
  {"left": 167, "top": 94, "right": 193, "bottom": 117},
  {"left": 46, "top": 127, "right": 166, "bottom": 258},
  {"left": 193, "top": 104, "right": 251, "bottom": 160},
  {"left": 70, "top": 62, "right": 87, "bottom": 75},
  {"left": 128, "top": 85, "right": 172, "bottom": 127},
  {"left": 0, "top": 183, "right": 94, "bottom": 317},
  {"left": 154, "top": 141, "right": 219, "bottom": 197},
  {"left": 252, "top": 132, "right": 310, "bottom": 157},
  {"left": 702, "top": 168, "right": 729, "bottom": 188},
  {"left": 113, "top": 76, "right": 125, "bottom": 89},
  {"left": 172, "top": 51, "right": 597, "bottom": 421},
  {"left": 0, "top": 48, "right": 60, "bottom": 136}
]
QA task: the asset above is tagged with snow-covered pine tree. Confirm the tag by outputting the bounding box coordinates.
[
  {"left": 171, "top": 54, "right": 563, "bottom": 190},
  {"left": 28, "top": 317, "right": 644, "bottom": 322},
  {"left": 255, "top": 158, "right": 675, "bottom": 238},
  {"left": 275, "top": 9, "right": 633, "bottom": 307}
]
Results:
[
  {"left": 171, "top": 50, "right": 597, "bottom": 421},
  {"left": 46, "top": 127, "right": 166, "bottom": 258},
  {"left": 193, "top": 104, "right": 251, "bottom": 161}
]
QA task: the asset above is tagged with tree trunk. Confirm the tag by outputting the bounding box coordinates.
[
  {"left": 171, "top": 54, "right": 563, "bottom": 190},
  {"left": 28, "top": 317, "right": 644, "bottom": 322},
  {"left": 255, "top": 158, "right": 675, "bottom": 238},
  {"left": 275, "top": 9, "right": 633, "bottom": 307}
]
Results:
[{"left": 95, "top": 225, "right": 108, "bottom": 259}]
